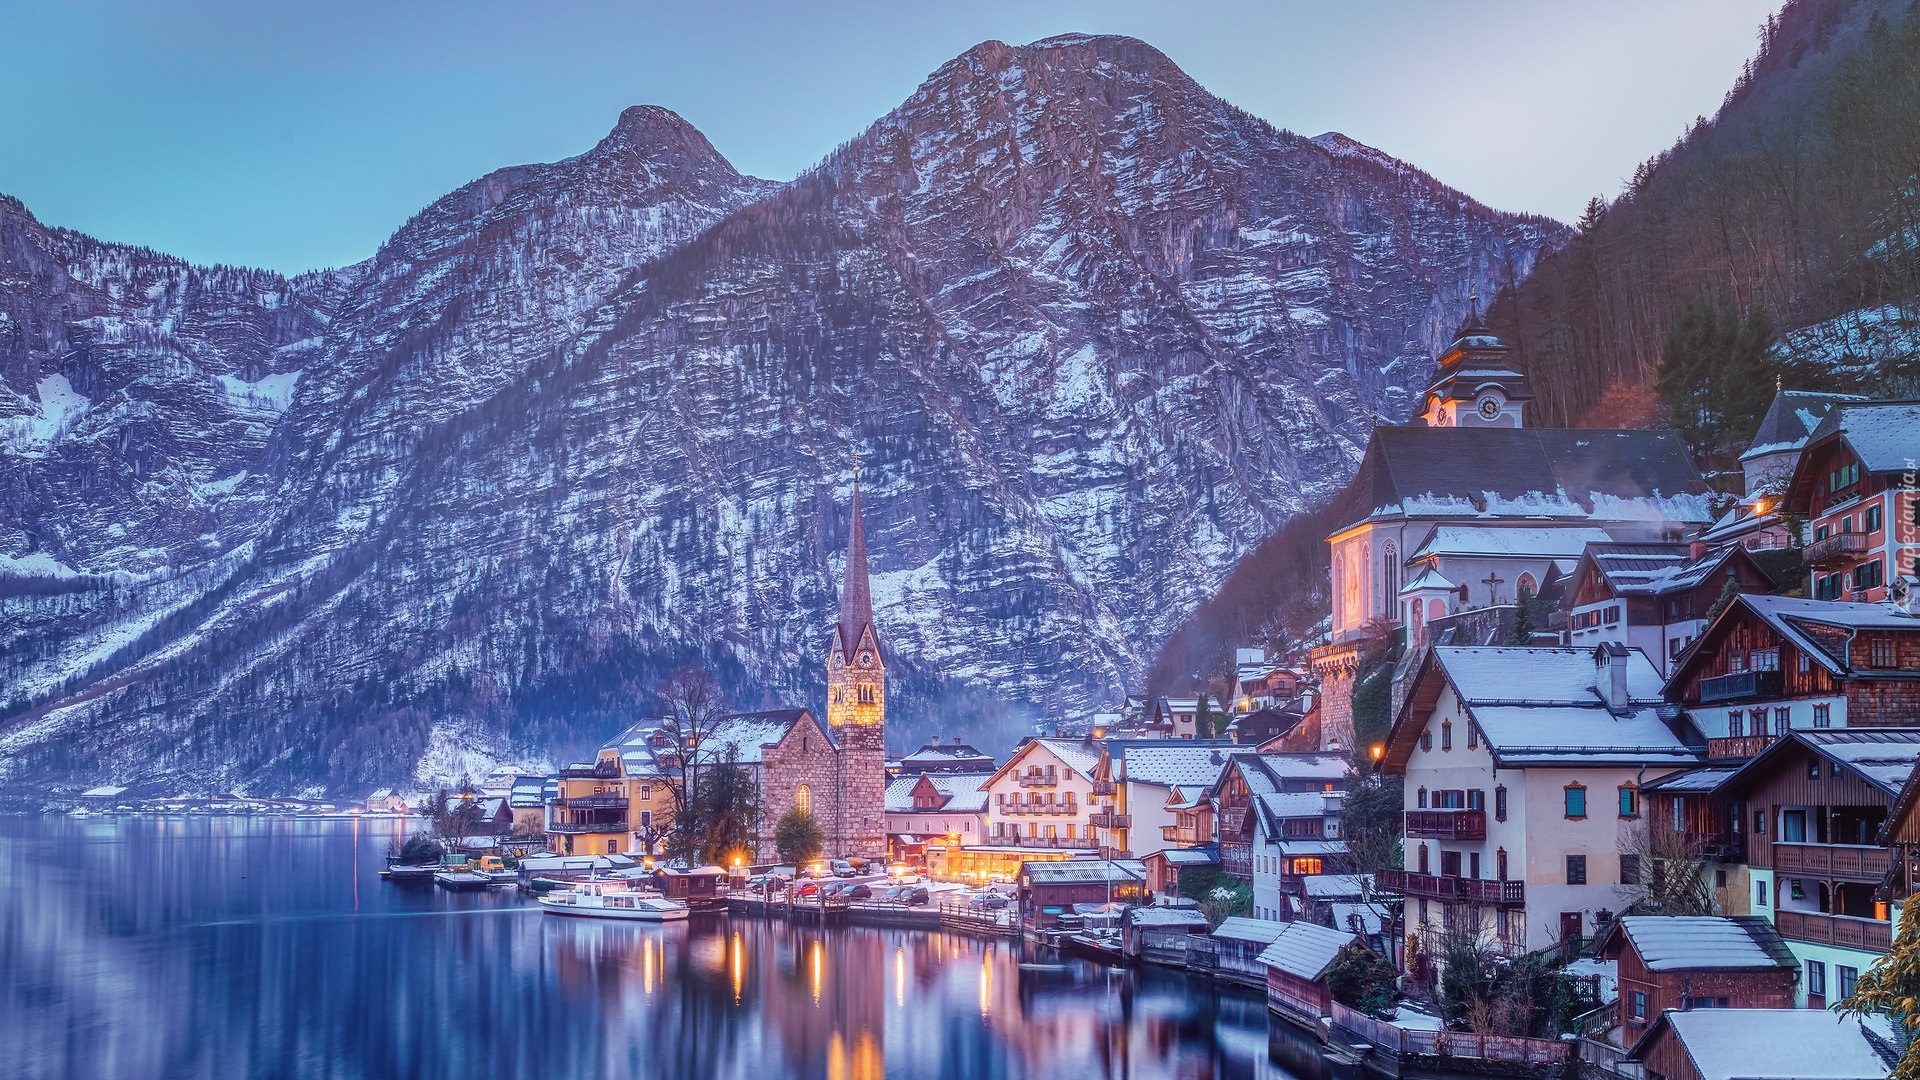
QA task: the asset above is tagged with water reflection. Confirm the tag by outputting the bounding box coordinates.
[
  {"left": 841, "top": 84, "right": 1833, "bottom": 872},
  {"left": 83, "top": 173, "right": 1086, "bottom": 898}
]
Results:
[{"left": 0, "top": 817, "right": 1328, "bottom": 1080}]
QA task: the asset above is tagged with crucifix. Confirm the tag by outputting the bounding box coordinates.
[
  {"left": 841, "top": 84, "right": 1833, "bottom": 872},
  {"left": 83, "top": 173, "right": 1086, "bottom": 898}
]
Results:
[{"left": 1482, "top": 571, "right": 1505, "bottom": 606}]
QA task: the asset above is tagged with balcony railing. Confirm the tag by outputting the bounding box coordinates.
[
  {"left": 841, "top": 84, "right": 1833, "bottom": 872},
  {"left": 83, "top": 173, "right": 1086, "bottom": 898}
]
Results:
[
  {"left": 548, "top": 818, "right": 628, "bottom": 835},
  {"left": 1380, "top": 869, "right": 1524, "bottom": 906},
  {"left": 1774, "top": 842, "right": 1891, "bottom": 881},
  {"left": 1162, "top": 825, "right": 1209, "bottom": 845},
  {"left": 554, "top": 795, "right": 629, "bottom": 810},
  {"left": 1698, "top": 669, "right": 1783, "bottom": 704},
  {"left": 1707, "top": 734, "right": 1780, "bottom": 759},
  {"left": 1406, "top": 809, "right": 1486, "bottom": 841},
  {"left": 991, "top": 834, "right": 1098, "bottom": 850},
  {"left": 1775, "top": 909, "right": 1891, "bottom": 952},
  {"left": 1087, "top": 812, "right": 1131, "bottom": 830},
  {"left": 1015, "top": 768, "right": 1058, "bottom": 787},
  {"left": 1089, "top": 778, "right": 1116, "bottom": 796},
  {"left": 1804, "top": 532, "right": 1868, "bottom": 567},
  {"left": 561, "top": 762, "right": 621, "bottom": 779}
]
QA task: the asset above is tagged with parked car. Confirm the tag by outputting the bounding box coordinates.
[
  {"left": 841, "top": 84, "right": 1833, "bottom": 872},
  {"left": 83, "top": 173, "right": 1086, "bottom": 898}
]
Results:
[
  {"left": 830, "top": 860, "right": 857, "bottom": 878},
  {"left": 793, "top": 880, "right": 821, "bottom": 897},
  {"left": 901, "top": 886, "right": 930, "bottom": 906},
  {"left": 966, "top": 892, "right": 1008, "bottom": 911},
  {"left": 885, "top": 865, "right": 921, "bottom": 884},
  {"left": 845, "top": 884, "right": 873, "bottom": 900},
  {"left": 879, "top": 885, "right": 910, "bottom": 904},
  {"left": 801, "top": 862, "right": 830, "bottom": 879}
]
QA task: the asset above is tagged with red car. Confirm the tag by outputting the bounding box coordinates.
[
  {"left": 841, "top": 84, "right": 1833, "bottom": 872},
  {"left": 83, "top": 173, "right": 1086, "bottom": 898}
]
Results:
[{"left": 793, "top": 880, "right": 821, "bottom": 898}]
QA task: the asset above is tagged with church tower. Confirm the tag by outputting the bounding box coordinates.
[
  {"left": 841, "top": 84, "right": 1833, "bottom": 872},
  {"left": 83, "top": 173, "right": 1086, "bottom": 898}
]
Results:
[
  {"left": 826, "top": 460, "right": 888, "bottom": 859},
  {"left": 1418, "top": 298, "right": 1532, "bottom": 429}
]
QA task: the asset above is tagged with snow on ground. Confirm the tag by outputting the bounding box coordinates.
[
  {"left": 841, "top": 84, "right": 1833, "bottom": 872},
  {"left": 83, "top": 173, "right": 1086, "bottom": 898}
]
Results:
[
  {"left": 1, "top": 374, "right": 90, "bottom": 452},
  {"left": 216, "top": 371, "right": 302, "bottom": 412}
]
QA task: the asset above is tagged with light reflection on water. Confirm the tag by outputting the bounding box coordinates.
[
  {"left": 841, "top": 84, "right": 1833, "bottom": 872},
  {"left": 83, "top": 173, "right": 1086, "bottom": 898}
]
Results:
[{"left": 0, "top": 816, "right": 1330, "bottom": 1080}]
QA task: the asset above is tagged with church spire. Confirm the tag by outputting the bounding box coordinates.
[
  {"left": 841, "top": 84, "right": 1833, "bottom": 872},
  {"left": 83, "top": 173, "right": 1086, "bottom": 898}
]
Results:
[{"left": 835, "top": 454, "right": 878, "bottom": 660}]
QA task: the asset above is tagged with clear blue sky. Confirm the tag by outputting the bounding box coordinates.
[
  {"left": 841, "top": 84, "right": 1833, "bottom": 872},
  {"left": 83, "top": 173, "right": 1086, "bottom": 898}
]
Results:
[{"left": 0, "top": 0, "right": 1778, "bottom": 275}]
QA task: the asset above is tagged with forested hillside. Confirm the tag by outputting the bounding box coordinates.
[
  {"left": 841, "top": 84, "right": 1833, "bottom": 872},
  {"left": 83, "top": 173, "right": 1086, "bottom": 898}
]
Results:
[{"left": 1492, "top": 0, "right": 1920, "bottom": 427}]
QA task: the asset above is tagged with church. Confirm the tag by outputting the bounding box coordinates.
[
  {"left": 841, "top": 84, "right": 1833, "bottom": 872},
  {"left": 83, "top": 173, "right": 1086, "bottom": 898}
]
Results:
[{"left": 596, "top": 470, "right": 891, "bottom": 863}]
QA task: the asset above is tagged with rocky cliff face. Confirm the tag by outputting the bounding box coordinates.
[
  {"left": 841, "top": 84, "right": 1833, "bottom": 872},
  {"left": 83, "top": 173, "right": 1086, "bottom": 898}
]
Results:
[{"left": 0, "top": 36, "right": 1565, "bottom": 793}]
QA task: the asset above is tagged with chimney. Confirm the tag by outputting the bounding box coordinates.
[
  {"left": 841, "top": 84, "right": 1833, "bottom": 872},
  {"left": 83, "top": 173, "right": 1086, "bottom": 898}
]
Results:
[
  {"left": 1602, "top": 643, "right": 1629, "bottom": 710},
  {"left": 1688, "top": 539, "right": 1709, "bottom": 560}
]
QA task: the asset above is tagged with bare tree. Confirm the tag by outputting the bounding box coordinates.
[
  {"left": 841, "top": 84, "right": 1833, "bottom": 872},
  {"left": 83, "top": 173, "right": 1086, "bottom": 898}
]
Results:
[
  {"left": 1617, "top": 818, "right": 1719, "bottom": 916},
  {"left": 654, "top": 665, "right": 733, "bottom": 860}
]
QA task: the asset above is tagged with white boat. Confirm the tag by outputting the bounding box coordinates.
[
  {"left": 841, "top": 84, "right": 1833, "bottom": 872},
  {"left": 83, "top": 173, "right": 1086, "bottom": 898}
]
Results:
[{"left": 537, "top": 880, "right": 689, "bottom": 921}]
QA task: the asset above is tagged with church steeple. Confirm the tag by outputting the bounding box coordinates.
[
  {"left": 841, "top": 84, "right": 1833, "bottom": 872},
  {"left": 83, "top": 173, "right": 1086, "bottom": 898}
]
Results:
[
  {"left": 1417, "top": 291, "right": 1532, "bottom": 428},
  {"left": 827, "top": 455, "right": 885, "bottom": 731}
]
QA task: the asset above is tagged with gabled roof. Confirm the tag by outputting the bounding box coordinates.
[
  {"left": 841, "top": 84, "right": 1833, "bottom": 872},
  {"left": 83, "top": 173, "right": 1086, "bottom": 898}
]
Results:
[
  {"left": 1409, "top": 524, "right": 1612, "bottom": 561},
  {"left": 1572, "top": 542, "right": 1770, "bottom": 600},
  {"left": 1118, "top": 741, "right": 1244, "bottom": 788},
  {"left": 1212, "top": 916, "right": 1289, "bottom": 945},
  {"left": 831, "top": 477, "right": 882, "bottom": 664},
  {"left": 983, "top": 738, "right": 1104, "bottom": 788},
  {"left": 697, "top": 710, "right": 821, "bottom": 765},
  {"left": 1598, "top": 915, "right": 1796, "bottom": 972},
  {"left": 1127, "top": 906, "right": 1211, "bottom": 929},
  {"left": 1302, "top": 873, "right": 1370, "bottom": 899},
  {"left": 1155, "top": 845, "right": 1219, "bottom": 867},
  {"left": 1386, "top": 646, "right": 1698, "bottom": 771},
  {"left": 1254, "top": 920, "right": 1361, "bottom": 981},
  {"left": 1798, "top": 400, "right": 1920, "bottom": 474},
  {"left": 1334, "top": 426, "right": 1713, "bottom": 533},
  {"left": 1668, "top": 593, "right": 1920, "bottom": 689},
  {"left": 899, "top": 741, "right": 994, "bottom": 769},
  {"left": 1639, "top": 765, "right": 1740, "bottom": 794},
  {"left": 1022, "top": 860, "right": 1145, "bottom": 885},
  {"left": 1399, "top": 564, "right": 1458, "bottom": 595},
  {"left": 1724, "top": 729, "right": 1920, "bottom": 802},
  {"left": 883, "top": 772, "right": 992, "bottom": 814},
  {"left": 1738, "top": 390, "right": 1865, "bottom": 462},
  {"left": 1623, "top": 1008, "right": 1895, "bottom": 1080},
  {"left": 508, "top": 775, "right": 548, "bottom": 809}
]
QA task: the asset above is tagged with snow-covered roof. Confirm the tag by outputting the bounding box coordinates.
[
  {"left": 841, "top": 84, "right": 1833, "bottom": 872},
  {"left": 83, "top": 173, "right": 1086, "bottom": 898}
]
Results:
[
  {"left": 1640, "top": 766, "right": 1740, "bottom": 794},
  {"left": 508, "top": 775, "right": 548, "bottom": 808},
  {"left": 1398, "top": 565, "right": 1457, "bottom": 595},
  {"left": 1626, "top": 1009, "right": 1894, "bottom": 1080},
  {"left": 900, "top": 741, "right": 993, "bottom": 767},
  {"left": 1018, "top": 737, "right": 1103, "bottom": 779},
  {"left": 1023, "top": 860, "right": 1145, "bottom": 885},
  {"left": 1276, "top": 839, "right": 1348, "bottom": 857},
  {"left": 1802, "top": 730, "right": 1920, "bottom": 795},
  {"left": 1221, "top": 752, "right": 1351, "bottom": 802},
  {"left": 1737, "top": 390, "right": 1863, "bottom": 463},
  {"left": 1469, "top": 705, "right": 1699, "bottom": 767},
  {"left": 1212, "top": 916, "right": 1288, "bottom": 945},
  {"left": 1722, "top": 594, "right": 1920, "bottom": 676},
  {"left": 1157, "top": 845, "right": 1219, "bottom": 867},
  {"left": 1576, "top": 543, "right": 1757, "bottom": 598},
  {"left": 1611, "top": 916, "right": 1794, "bottom": 971},
  {"left": 1436, "top": 645, "right": 1666, "bottom": 705},
  {"left": 1257, "top": 791, "right": 1343, "bottom": 820},
  {"left": 1410, "top": 524, "right": 1611, "bottom": 561},
  {"left": 1328, "top": 901, "right": 1390, "bottom": 936},
  {"left": 1302, "top": 874, "right": 1370, "bottom": 899},
  {"left": 80, "top": 785, "right": 127, "bottom": 798},
  {"left": 1128, "top": 907, "right": 1211, "bottom": 928},
  {"left": 1119, "top": 742, "right": 1243, "bottom": 788},
  {"left": 1254, "top": 920, "right": 1361, "bottom": 981},
  {"left": 368, "top": 787, "right": 394, "bottom": 800},
  {"left": 696, "top": 710, "right": 814, "bottom": 766},
  {"left": 883, "top": 772, "right": 991, "bottom": 814},
  {"left": 1806, "top": 400, "right": 1920, "bottom": 474}
]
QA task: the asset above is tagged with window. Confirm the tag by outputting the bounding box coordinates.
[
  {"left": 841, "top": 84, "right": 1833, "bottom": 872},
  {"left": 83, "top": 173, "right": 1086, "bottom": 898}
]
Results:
[
  {"left": 1469, "top": 852, "right": 1481, "bottom": 878},
  {"left": 1756, "top": 878, "right": 1768, "bottom": 907},
  {"left": 1829, "top": 461, "right": 1861, "bottom": 492},
  {"left": 1441, "top": 851, "right": 1462, "bottom": 877},
  {"left": 795, "top": 784, "right": 812, "bottom": 816},
  {"left": 1292, "top": 857, "right": 1323, "bottom": 875},
  {"left": 1751, "top": 648, "right": 1778, "bottom": 672},
  {"left": 1838, "top": 965, "right": 1858, "bottom": 1000},
  {"left": 1497, "top": 847, "right": 1509, "bottom": 880},
  {"left": 1621, "top": 854, "right": 1641, "bottom": 885},
  {"left": 640, "top": 784, "right": 652, "bottom": 800},
  {"left": 1774, "top": 707, "right": 1791, "bottom": 733},
  {"left": 1421, "top": 731, "right": 1433, "bottom": 752},
  {"left": 1418, "top": 898, "right": 1429, "bottom": 926},
  {"left": 1434, "top": 789, "right": 1464, "bottom": 809},
  {"left": 1867, "top": 505, "right": 1883, "bottom": 533},
  {"left": 1441, "top": 721, "right": 1453, "bottom": 751},
  {"left": 1806, "top": 960, "right": 1827, "bottom": 998},
  {"left": 1565, "top": 784, "right": 1587, "bottom": 820},
  {"left": 1418, "top": 845, "right": 1430, "bottom": 873},
  {"left": 1754, "top": 808, "right": 1767, "bottom": 835},
  {"left": 1495, "top": 786, "right": 1508, "bottom": 822},
  {"left": 1566, "top": 854, "right": 1587, "bottom": 885},
  {"left": 1619, "top": 786, "right": 1638, "bottom": 818},
  {"left": 1869, "top": 634, "right": 1897, "bottom": 669},
  {"left": 1813, "top": 704, "right": 1832, "bottom": 728},
  {"left": 640, "top": 811, "right": 652, "bottom": 829},
  {"left": 1854, "top": 560, "right": 1885, "bottom": 594},
  {"left": 1467, "top": 789, "right": 1485, "bottom": 811},
  {"left": 1467, "top": 724, "right": 1479, "bottom": 750},
  {"left": 1629, "top": 991, "right": 1648, "bottom": 1022},
  {"left": 1750, "top": 709, "right": 1767, "bottom": 737},
  {"left": 1728, "top": 710, "right": 1744, "bottom": 738},
  {"left": 1417, "top": 787, "right": 1428, "bottom": 809},
  {"left": 1799, "top": 650, "right": 1812, "bottom": 673},
  {"left": 857, "top": 684, "right": 875, "bottom": 704}
]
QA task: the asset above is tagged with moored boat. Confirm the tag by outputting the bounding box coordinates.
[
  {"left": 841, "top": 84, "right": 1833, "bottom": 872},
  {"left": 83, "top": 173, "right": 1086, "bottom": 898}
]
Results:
[
  {"left": 537, "top": 880, "right": 690, "bottom": 921},
  {"left": 381, "top": 862, "right": 438, "bottom": 884}
]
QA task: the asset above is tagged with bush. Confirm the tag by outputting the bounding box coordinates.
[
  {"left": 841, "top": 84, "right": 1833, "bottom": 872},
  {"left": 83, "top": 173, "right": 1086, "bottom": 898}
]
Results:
[
  {"left": 773, "top": 807, "right": 824, "bottom": 867},
  {"left": 1325, "top": 943, "right": 1399, "bottom": 1016}
]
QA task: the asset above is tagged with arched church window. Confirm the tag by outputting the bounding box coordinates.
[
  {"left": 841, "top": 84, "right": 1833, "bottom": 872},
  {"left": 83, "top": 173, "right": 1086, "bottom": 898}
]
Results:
[
  {"left": 1382, "top": 543, "right": 1399, "bottom": 616},
  {"left": 796, "top": 785, "right": 812, "bottom": 816},
  {"left": 1517, "top": 572, "right": 1538, "bottom": 599}
]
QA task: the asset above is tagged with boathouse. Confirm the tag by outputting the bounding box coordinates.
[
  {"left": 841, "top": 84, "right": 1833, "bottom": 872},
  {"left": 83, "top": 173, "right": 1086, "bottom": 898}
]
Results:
[
  {"left": 1622, "top": 1008, "right": 1895, "bottom": 1080},
  {"left": 1595, "top": 915, "right": 1797, "bottom": 1047},
  {"left": 1255, "top": 920, "right": 1362, "bottom": 1029},
  {"left": 1211, "top": 917, "right": 1288, "bottom": 986}
]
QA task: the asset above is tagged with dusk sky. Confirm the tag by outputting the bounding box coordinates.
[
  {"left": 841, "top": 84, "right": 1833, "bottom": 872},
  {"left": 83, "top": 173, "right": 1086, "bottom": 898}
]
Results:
[{"left": 0, "top": 0, "right": 1778, "bottom": 275}]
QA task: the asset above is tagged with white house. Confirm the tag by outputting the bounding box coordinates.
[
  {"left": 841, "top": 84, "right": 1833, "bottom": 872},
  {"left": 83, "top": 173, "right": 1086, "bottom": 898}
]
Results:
[{"left": 1380, "top": 644, "right": 1702, "bottom": 961}]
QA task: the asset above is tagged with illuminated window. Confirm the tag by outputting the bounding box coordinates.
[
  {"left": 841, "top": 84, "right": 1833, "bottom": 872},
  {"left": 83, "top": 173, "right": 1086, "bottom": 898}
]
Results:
[
  {"left": 795, "top": 785, "right": 812, "bottom": 816},
  {"left": 1291, "top": 857, "right": 1323, "bottom": 875}
]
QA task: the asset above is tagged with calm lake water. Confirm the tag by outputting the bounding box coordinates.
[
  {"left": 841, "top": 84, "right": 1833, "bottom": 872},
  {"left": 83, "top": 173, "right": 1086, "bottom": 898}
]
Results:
[{"left": 0, "top": 815, "right": 1331, "bottom": 1080}]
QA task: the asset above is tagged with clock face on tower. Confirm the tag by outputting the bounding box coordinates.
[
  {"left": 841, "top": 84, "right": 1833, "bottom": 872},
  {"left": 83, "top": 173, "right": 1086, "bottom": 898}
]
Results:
[
  {"left": 858, "top": 652, "right": 874, "bottom": 668},
  {"left": 1477, "top": 395, "right": 1503, "bottom": 420}
]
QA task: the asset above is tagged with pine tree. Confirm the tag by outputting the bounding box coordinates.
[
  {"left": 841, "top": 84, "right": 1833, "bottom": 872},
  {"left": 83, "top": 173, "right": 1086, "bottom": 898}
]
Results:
[{"left": 1838, "top": 910, "right": 1920, "bottom": 1079}]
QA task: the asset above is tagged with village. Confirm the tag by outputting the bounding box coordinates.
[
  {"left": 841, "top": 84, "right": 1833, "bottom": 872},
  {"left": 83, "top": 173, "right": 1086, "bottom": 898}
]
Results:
[{"left": 123, "top": 313, "right": 1895, "bottom": 1080}]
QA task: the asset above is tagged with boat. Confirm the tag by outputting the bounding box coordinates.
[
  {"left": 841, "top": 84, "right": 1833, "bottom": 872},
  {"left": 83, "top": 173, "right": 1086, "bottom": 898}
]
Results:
[
  {"left": 537, "top": 880, "right": 690, "bottom": 921},
  {"left": 380, "top": 862, "right": 438, "bottom": 884}
]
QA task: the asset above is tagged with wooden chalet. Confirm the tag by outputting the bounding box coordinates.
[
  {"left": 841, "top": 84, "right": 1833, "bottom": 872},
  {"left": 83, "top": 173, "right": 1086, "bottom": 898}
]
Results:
[{"left": 1595, "top": 916, "right": 1796, "bottom": 1047}]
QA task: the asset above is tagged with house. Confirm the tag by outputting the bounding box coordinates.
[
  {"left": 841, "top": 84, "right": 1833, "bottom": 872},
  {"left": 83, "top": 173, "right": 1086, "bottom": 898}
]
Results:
[
  {"left": 1142, "top": 844, "right": 1217, "bottom": 898},
  {"left": 1255, "top": 920, "right": 1364, "bottom": 1029},
  {"left": 1145, "top": 696, "right": 1205, "bottom": 739},
  {"left": 1380, "top": 644, "right": 1703, "bottom": 962},
  {"left": 884, "top": 771, "right": 991, "bottom": 865},
  {"left": 1622, "top": 1008, "right": 1896, "bottom": 1080},
  {"left": 1781, "top": 400, "right": 1920, "bottom": 602},
  {"left": 1211, "top": 916, "right": 1290, "bottom": 987},
  {"left": 1664, "top": 593, "right": 1920, "bottom": 761},
  {"left": 1595, "top": 916, "right": 1797, "bottom": 1046},
  {"left": 1111, "top": 740, "right": 1245, "bottom": 858},
  {"left": 961, "top": 738, "right": 1119, "bottom": 881},
  {"left": 364, "top": 788, "right": 408, "bottom": 814},
  {"left": 1122, "top": 905, "right": 1211, "bottom": 960},
  {"left": 80, "top": 785, "right": 128, "bottom": 808},
  {"left": 507, "top": 775, "right": 548, "bottom": 836},
  {"left": 1018, "top": 860, "right": 1146, "bottom": 932},
  {"left": 1228, "top": 649, "right": 1306, "bottom": 714},
  {"left": 1716, "top": 729, "right": 1920, "bottom": 1006},
  {"left": 896, "top": 737, "right": 995, "bottom": 774},
  {"left": 1312, "top": 315, "right": 1714, "bottom": 754},
  {"left": 1245, "top": 791, "right": 1348, "bottom": 922},
  {"left": 1699, "top": 390, "right": 1866, "bottom": 554},
  {"left": 1213, "top": 751, "right": 1350, "bottom": 882},
  {"left": 1563, "top": 542, "right": 1774, "bottom": 674},
  {"left": 474, "top": 797, "right": 512, "bottom": 835},
  {"left": 1228, "top": 701, "right": 1310, "bottom": 746}
]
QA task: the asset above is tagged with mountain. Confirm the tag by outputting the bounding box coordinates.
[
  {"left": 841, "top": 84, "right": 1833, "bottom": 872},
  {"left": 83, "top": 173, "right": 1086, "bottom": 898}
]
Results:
[
  {"left": 1492, "top": 0, "right": 1920, "bottom": 426},
  {"left": 0, "top": 35, "right": 1564, "bottom": 794}
]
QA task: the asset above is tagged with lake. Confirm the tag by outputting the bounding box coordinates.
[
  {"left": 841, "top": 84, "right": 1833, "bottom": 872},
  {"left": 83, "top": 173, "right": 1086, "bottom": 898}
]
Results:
[{"left": 0, "top": 815, "right": 1332, "bottom": 1080}]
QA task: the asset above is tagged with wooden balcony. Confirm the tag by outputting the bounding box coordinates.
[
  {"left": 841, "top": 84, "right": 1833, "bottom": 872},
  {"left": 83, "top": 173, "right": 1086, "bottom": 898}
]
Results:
[
  {"left": 554, "top": 795, "right": 629, "bottom": 810},
  {"left": 1406, "top": 809, "right": 1486, "bottom": 841},
  {"left": 1698, "top": 669, "right": 1783, "bottom": 704},
  {"left": 1707, "top": 734, "right": 1780, "bottom": 759},
  {"left": 1089, "top": 778, "right": 1116, "bottom": 796},
  {"left": 1162, "top": 824, "right": 1209, "bottom": 845},
  {"left": 1773, "top": 842, "right": 1891, "bottom": 882},
  {"left": 1775, "top": 909, "right": 1891, "bottom": 952},
  {"left": 1016, "top": 768, "right": 1058, "bottom": 788},
  {"left": 993, "top": 834, "right": 1098, "bottom": 850},
  {"left": 1087, "top": 812, "right": 1131, "bottom": 830},
  {"left": 560, "top": 762, "right": 621, "bottom": 779},
  {"left": 1380, "top": 869, "right": 1524, "bottom": 906},
  {"left": 1220, "top": 841, "right": 1251, "bottom": 877},
  {"left": 1804, "top": 532, "right": 1868, "bottom": 567}
]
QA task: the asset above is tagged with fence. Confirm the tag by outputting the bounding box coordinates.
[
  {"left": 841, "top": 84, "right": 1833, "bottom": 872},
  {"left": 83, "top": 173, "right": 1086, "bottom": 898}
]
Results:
[
  {"left": 1139, "top": 934, "right": 1217, "bottom": 969},
  {"left": 1330, "top": 1002, "right": 1572, "bottom": 1068}
]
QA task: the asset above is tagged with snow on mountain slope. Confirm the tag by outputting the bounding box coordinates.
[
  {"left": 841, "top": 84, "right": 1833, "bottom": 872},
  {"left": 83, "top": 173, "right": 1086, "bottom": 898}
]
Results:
[{"left": 1, "top": 37, "right": 1565, "bottom": 792}]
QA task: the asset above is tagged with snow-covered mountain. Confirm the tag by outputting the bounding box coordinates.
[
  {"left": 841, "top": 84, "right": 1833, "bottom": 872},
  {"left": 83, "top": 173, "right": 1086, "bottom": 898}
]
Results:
[{"left": 0, "top": 35, "right": 1565, "bottom": 792}]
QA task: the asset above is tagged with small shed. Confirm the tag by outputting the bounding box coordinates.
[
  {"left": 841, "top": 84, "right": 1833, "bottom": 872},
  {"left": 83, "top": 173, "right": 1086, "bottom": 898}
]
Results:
[
  {"left": 80, "top": 785, "right": 129, "bottom": 808},
  {"left": 1623, "top": 1007, "right": 1895, "bottom": 1080},
  {"left": 1211, "top": 917, "right": 1288, "bottom": 985},
  {"left": 1255, "top": 920, "right": 1362, "bottom": 1029},
  {"left": 656, "top": 866, "right": 726, "bottom": 906},
  {"left": 1123, "top": 905, "right": 1211, "bottom": 960},
  {"left": 1143, "top": 844, "right": 1218, "bottom": 897},
  {"left": 1019, "top": 860, "right": 1147, "bottom": 931},
  {"left": 1597, "top": 915, "right": 1797, "bottom": 1044}
]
